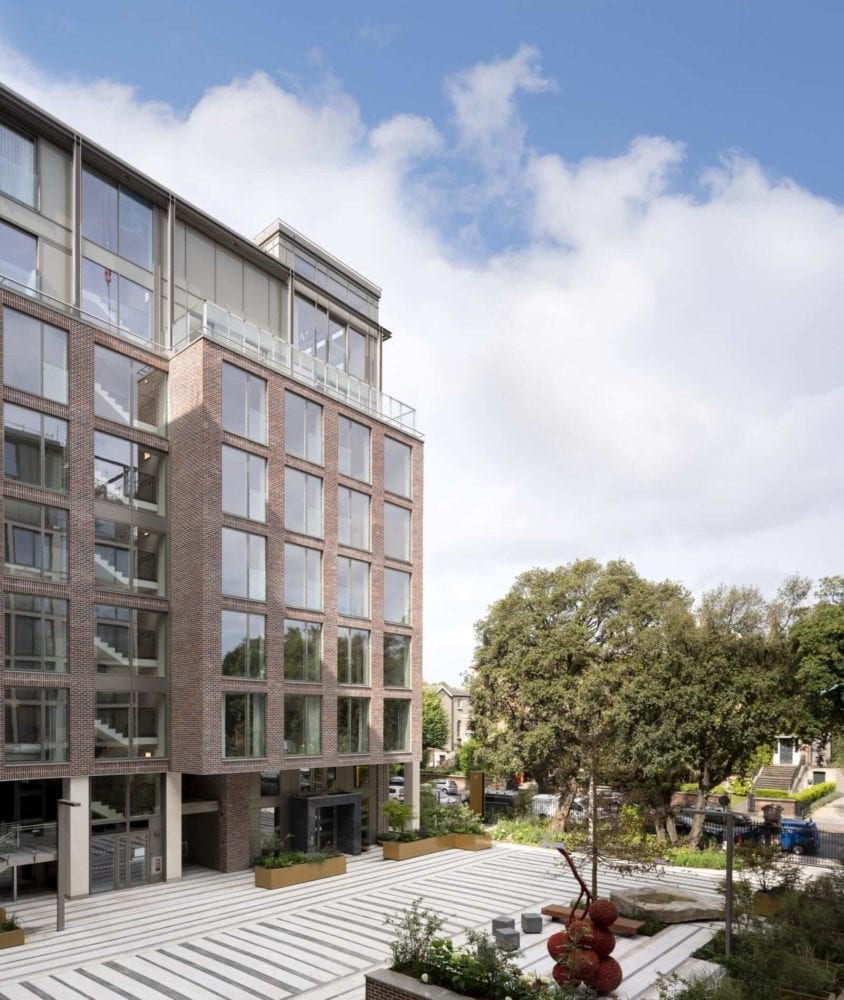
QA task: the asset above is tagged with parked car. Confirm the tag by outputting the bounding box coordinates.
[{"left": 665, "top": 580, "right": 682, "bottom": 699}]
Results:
[
  {"left": 675, "top": 809, "right": 758, "bottom": 844},
  {"left": 388, "top": 775, "right": 404, "bottom": 801},
  {"left": 424, "top": 780, "right": 460, "bottom": 804},
  {"left": 567, "top": 797, "right": 615, "bottom": 825},
  {"left": 780, "top": 818, "right": 819, "bottom": 855},
  {"left": 484, "top": 789, "right": 518, "bottom": 815}
]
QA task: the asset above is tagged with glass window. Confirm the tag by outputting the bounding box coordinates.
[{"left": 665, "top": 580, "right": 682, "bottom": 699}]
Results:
[
  {"left": 82, "top": 259, "right": 153, "bottom": 341},
  {"left": 385, "top": 438, "right": 412, "bottom": 498},
  {"left": 4, "top": 403, "right": 67, "bottom": 492},
  {"left": 338, "top": 487, "right": 370, "bottom": 550},
  {"left": 4, "top": 498, "right": 67, "bottom": 581},
  {"left": 223, "top": 693, "right": 266, "bottom": 758},
  {"left": 94, "top": 346, "right": 167, "bottom": 434},
  {"left": 384, "top": 633, "right": 411, "bottom": 688},
  {"left": 384, "top": 568, "right": 411, "bottom": 625},
  {"left": 222, "top": 446, "right": 265, "bottom": 522},
  {"left": 222, "top": 363, "right": 266, "bottom": 444},
  {"left": 337, "top": 627, "right": 369, "bottom": 685},
  {"left": 5, "top": 594, "right": 67, "bottom": 672},
  {"left": 338, "top": 416, "right": 370, "bottom": 482},
  {"left": 383, "top": 699, "right": 411, "bottom": 752},
  {"left": 0, "top": 122, "right": 36, "bottom": 206},
  {"left": 284, "top": 543, "right": 321, "bottom": 610},
  {"left": 95, "top": 691, "right": 166, "bottom": 759},
  {"left": 284, "top": 467, "right": 322, "bottom": 537},
  {"left": 338, "top": 697, "right": 369, "bottom": 754},
  {"left": 95, "top": 604, "right": 166, "bottom": 677},
  {"left": 3, "top": 308, "right": 68, "bottom": 403},
  {"left": 221, "top": 610, "right": 266, "bottom": 679},
  {"left": 5, "top": 688, "right": 68, "bottom": 762},
  {"left": 284, "top": 619, "right": 321, "bottom": 682},
  {"left": 347, "top": 327, "right": 367, "bottom": 381},
  {"left": 337, "top": 557, "right": 370, "bottom": 618},
  {"left": 82, "top": 169, "right": 153, "bottom": 269},
  {"left": 95, "top": 518, "right": 166, "bottom": 596},
  {"left": 384, "top": 503, "right": 411, "bottom": 561},
  {"left": 221, "top": 527, "right": 265, "bottom": 601},
  {"left": 94, "top": 432, "right": 165, "bottom": 512},
  {"left": 285, "top": 391, "right": 322, "bottom": 464},
  {"left": 0, "top": 220, "right": 36, "bottom": 291},
  {"left": 284, "top": 694, "right": 321, "bottom": 756}
]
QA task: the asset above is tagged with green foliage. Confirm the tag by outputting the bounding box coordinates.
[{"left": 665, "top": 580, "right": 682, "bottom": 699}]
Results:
[
  {"left": 422, "top": 685, "right": 449, "bottom": 753},
  {"left": 753, "top": 787, "right": 791, "bottom": 799},
  {"left": 789, "top": 589, "right": 844, "bottom": 740},
  {"left": 664, "top": 847, "right": 731, "bottom": 870},
  {"left": 254, "top": 848, "right": 338, "bottom": 868},
  {"left": 455, "top": 738, "right": 480, "bottom": 775},
  {"left": 489, "top": 817, "right": 552, "bottom": 845},
  {"left": 419, "top": 785, "right": 485, "bottom": 836},
  {"left": 794, "top": 780, "right": 836, "bottom": 803},
  {"left": 0, "top": 914, "right": 20, "bottom": 932},
  {"left": 381, "top": 798, "right": 415, "bottom": 832},
  {"left": 385, "top": 898, "right": 445, "bottom": 970}
]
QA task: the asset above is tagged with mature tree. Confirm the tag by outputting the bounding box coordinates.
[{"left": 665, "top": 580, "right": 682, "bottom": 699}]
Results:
[
  {"left": 471, "top": 559, "right": 686, "bottom": 816},
  {"left": 789, "top": 576, "right": 844, "bottom": 745},
  {"left": 615, "top": 584, "right": 792, "bottom": 847},
  {"left": 421, "top": 685, "right": 449, "bottom": 760}
]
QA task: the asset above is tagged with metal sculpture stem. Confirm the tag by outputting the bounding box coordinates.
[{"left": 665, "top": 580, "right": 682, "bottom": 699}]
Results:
[{"left": 556, "top": 844, "right": 593, "bottom": 921}]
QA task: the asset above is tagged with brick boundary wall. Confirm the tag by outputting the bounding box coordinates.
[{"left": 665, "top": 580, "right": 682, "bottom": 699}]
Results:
[{"left": 365, "top": 970, "right": 470, "bottom": 1000}]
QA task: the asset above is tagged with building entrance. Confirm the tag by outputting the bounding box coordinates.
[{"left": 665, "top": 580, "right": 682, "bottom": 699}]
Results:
[
  {"left": 89, "top": 774, "right": 164, "bottom": 893},
  {"left": 90, "top": 830, "right": 153, "bottom": 893}
]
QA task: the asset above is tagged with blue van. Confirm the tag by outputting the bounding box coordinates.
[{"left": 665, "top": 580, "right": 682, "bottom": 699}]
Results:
[{"left": 780, "top": 818, "right": 820, "bottom": 855}]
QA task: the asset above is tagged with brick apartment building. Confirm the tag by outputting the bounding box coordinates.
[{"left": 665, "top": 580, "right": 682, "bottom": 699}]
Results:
[{"left": 0, "top": 83, "right": 422, "bottom": 898}]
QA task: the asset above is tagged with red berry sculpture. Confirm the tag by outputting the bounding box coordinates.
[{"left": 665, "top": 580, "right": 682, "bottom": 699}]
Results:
[
  {"left": 590, "top": 926, "right": 617, "bottom": 958},
  {"left": 551, "top": 962, "right": 576, "bottom": 985},
  {"left": 572, "top": 948, "right": 600, "bottom": 981},
  {"left": 546, "top": 930, "right": 571, "bottom": 961},
  {"left": 593, "top": 956, "right": 623, "bottom": 992},
  {"left": 588, "top": 898, "right": 618, "bottom": 928},
  {"left": 566, "top": 918, "right": 594, "bottom": 947}
]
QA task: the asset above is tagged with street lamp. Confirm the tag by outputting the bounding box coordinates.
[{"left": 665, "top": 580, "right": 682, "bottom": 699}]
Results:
[{"left": 56, "top": 799, "right": 81, "bottom": 932}]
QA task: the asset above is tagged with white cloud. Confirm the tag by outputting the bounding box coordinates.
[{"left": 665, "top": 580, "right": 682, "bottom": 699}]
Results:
[{"left": 1, "top": 43, "right": 842, "bottom": 685}]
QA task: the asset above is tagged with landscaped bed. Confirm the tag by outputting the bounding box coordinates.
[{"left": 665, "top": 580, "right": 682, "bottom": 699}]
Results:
[{"left": 253, "top": 844, "right": 346, "bottom": 889}]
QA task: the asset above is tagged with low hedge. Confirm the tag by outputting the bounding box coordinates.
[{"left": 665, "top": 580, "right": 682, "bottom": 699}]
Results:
[
  {"left": 754, "top": 787, "right": 792, "bottom": 799},
  {"left": 794, "top": 781, "right": 836, "bottom": 803}
]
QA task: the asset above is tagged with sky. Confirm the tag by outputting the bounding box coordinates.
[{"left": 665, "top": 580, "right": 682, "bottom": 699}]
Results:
[{"left": 1, "top": 2, "right": 843, "bottom": 685}]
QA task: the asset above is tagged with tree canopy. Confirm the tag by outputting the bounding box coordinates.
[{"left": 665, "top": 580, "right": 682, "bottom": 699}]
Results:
[
  {"left": 789, "top": 576, "right": 844, "bottom": 743},
  {"left": 421, "top": 685, "right": 449, "bottom": 755}
]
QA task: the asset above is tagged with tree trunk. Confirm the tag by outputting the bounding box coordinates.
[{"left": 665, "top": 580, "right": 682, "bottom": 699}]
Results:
[
  {"left": 665, "top": 812, "right": 679, "bottom": 846},
  {"left": 551, "top": 776, "right": 578, "bottom": 832},
  {"left": 686, "top": 779, "right": 710, "bottom": 849},
  {"left": 589, "top": 761, "right": 599, "bottom": 899}
]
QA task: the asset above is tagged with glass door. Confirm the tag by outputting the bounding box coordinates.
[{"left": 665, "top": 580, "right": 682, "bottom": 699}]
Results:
[{"left": 315, "top": 806, "right": 337, "bottom": 850}]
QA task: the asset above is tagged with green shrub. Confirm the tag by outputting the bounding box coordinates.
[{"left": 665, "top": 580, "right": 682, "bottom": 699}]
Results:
[
  {"left": 665, "top": 847, "right": 730, "bottom": 870},
  {"left": 753, "top": 787, "right": 791, "bottom": 799},
  {"left": 794, "top": 780, "right": 836, "bottom": 803},
  {"left": 677, "top": 782, "right": 699, "bottom": 793},
  {"left": 254, "top": 849, "right": 338, "bottom": 868},
  {"left": 0, "top": 914, "right": 20, "bottom": 932},
  {"left": 489, "top": 817, "right": 551, "bottom": 846},
  {"left": 382, "top": 798, "right": 415, "bottom": 832}
]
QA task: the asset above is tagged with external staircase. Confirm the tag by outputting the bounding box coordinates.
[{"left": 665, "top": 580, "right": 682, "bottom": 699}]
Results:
[{"left": 754, "top": 764, "right": 800, "bottom": 792}]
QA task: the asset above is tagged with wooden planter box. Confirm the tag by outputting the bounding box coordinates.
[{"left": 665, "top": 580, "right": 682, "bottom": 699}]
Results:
[
  {"left": 0, "top": 929, "right": 25, "bottom": 949},
  {"left": 254, "top": 855, "right": 346, "bottom": 889},
  {"left": 382, "top": 833, "right": 493, "bottom": 860}
]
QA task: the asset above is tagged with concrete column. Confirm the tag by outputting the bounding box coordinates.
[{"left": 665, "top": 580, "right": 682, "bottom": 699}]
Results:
[
  {"left": 406, "top": 761, "right": 421, "bottom": 831},
  {"left": 63, "top": 776, "right": 89, "bottom": 899},
  {"left": 165, "top": 772, "right": 182, "bottom": 881}
]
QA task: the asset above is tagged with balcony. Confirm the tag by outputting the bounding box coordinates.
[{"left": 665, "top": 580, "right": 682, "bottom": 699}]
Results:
[{"left": 173, "top": 301, "right": 420, "bottom": 438}]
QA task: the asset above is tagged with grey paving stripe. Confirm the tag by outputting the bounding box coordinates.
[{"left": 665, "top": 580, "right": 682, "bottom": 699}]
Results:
[
  {"left": 228, "top": 927, "right": 354, "bottom": 977},
  {"left": 18, "top": 987, "right": 58, "bottom": 1000},
  {"left": 179, "top": 943, "right": 293, "bottom": 993},
  {"left": 76, "top": 969, "right": 142, "bottom": 1000},
  {"left": 259, "top": 924, "right": 375, "bottom": 964},
  {"left": 104, "top": 962, "right": 192, "bottom": 1000},
  {"left": 155, "top": 949, "right": 268, "bottom": 1000},
  {"left": 128, "top": 955, "right": 233, "bottom": 1000},
  {"left": 205, "top": 934, "right": 320, "bottom": 989}
]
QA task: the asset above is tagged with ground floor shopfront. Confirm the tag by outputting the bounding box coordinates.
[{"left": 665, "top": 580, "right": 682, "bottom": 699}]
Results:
[{"left": 0, "top": 762, "right": 420, "bottom": 899}]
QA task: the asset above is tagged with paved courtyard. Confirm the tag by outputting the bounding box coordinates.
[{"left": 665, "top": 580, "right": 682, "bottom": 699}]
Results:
[{"left": 0, "top": 843, "right": 727, "bottom": 1000}]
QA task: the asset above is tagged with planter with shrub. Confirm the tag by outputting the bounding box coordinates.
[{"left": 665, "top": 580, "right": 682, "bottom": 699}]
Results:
[
  {"left": 253, "top": 843, "right": 345, "bottom": 889},
  {"left": 0, "top": 913, "right": 24, "bottom": 949}
]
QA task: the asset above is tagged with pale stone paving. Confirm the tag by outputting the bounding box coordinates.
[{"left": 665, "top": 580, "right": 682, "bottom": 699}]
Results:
[{"left": 0, "top": 844, "right": 730, "bottom": 999}]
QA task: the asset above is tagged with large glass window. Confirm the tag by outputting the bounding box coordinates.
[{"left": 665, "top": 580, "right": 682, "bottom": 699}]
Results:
[
  {"left": 285, "top": 391, "right": 322, "bottom": 464},
  {"left": 338, "top": 416, "right": 370, "bottom": 482},
  {"left": 338, "top": 487, "right": 370, "bottom": 550},
  {"left": 0, "top": 220, "right": 36, "bottom": 290},
  {"left": 337, "top": 627, "right": 369, "bottom": 686},
  {"left": 383, "top": 699, "right": 411, "bottom": 752},
  {"left": 82, "top": 169, "right": 153, "bottom": 269},
  {"left": 294, "top": 293, "right": 370, "bottom": 383},
  {"left": 222, "top": 446, "right": 265, "bottom": 522},
  {"left": 284, "top": 694, "right": 321, "bottom": 756},
  {"left": 5, "top": 594, "right": 67, "bottom": 673},
  {"left": 222, "top": 363, "right": 266, "bottom": 444},
  {"left": 95, "top": 604, "right": 166, "bottom": 677},
  {"left": 384, "top": 503, "right": 411, "bottom": 561},
  {"left": 338, "top": 697, "right": 369, "bottom": 754},
  {"left": 94, "top": 518, "right": 166, "bottom": 596},
  {"left": 221, "top": 527, "right": 266, "bottom": 601},
  {"left": 284, "top": 543, "right": 321, "bottom": 610},
  {"left": 4, "top": 498, "right": 67, "bottom": 581},
  {"left": 94, "top": 432, "right": 165, "bottom": 512},
  {"left": 221, "top": 610, "right": 266, "bottom": 679},
  {"left": 0, "top": 122, "right": 36, "bottom": 206},
  {"left": 384, "top": 633, "right": 411, "bottom": 688},
  {"left": 4, "top": 403, "right": 67, "bottom": 492},
  {"left": 385, "top": 438, "right": 412, "bottom": 498},
  {"left": 337, "top": 557, "right": 369, "bottom": 618},
  {"left": 3, "top": 308, "right": 67, "bottom": 403},
  {"left": 82, "top": 259, "right": 153, "bottom": 341},
  {"left": 5, "top": 688, "right": 68, "bottom": 762},
  {"left": 285, "top": 468, "right": 322, "bottom": 537},
  {"left": 384, "top": 568, "right": 411, "bottom": 625},
  {"left": 95, "top": 691, "right": 166, "bottom": 759},
  {"left": 223, "top": 693, "right": 266, "bottom": 758},
  {"left": 94, "top": 346, "right": 167, "bottom": 433},
  {"left": 283, "top": 619, "right": 321, "bottom": 682}
]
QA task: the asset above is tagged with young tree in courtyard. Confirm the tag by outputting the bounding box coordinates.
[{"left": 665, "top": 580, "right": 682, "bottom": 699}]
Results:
[{"left": 421, "top": 685, "right": 449, "bottom": 763}]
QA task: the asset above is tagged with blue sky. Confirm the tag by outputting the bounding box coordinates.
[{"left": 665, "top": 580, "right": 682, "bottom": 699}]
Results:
[{"left": 1, "top": 4, "right": 843, "bottom": 683}]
